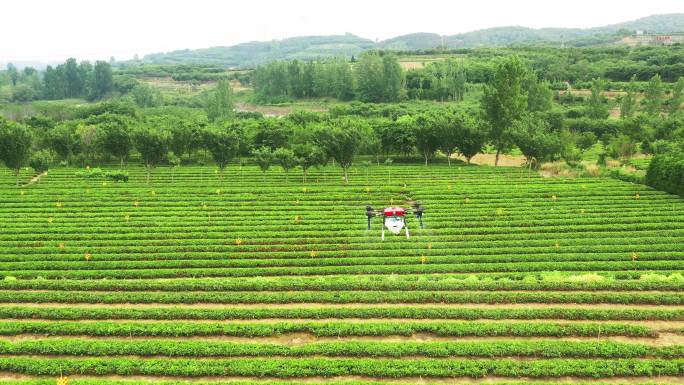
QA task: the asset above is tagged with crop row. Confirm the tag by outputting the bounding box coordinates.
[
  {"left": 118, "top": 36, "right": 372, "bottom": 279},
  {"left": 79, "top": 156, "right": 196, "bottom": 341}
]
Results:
[
  {"left": 4, "top": 228, "right": 682, "bottom": 252},
  {"left": 1, "top": 217, "right": 682, "bottom": 240},
  {"left": 1, "top": 339, "right": 681, "bottom": 358},
  {"left": 4, "top": 290, "right": 684, "bottom": 305},
  {"left": 0, "top": 274, "right": 680, "bottom": 292},
  {"left": 2, "top": 356, "right": 684, "bottom": 377},
  {"left": 3, "top": 251, "right": 684, "bottom": 272},
  {"left": 2, "top": 260, "right": 682, "bottom": 279},
  {"left": 0, "top": 320, "right": 654, "bottom": 338},
  {"left": 0, "top": 305, "right": 680, "bottom": 322}
]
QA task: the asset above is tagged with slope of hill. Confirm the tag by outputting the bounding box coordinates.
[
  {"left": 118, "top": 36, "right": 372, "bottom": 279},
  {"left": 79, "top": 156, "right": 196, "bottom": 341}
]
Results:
[
  {"left": 141, "top": 33, "right": 374, "bottom": 67},
  {"left": 138, "top": 14, "right": 684, "bottom": 67},
  {"left": 384, "top": 14, "right": 684, "bottom": 50}
]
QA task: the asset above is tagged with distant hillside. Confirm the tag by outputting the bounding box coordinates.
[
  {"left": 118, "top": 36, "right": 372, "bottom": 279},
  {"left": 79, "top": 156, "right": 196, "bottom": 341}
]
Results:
[
  {"left": 137, "top": 14, "right": 684, "bottom": 68},
  {"left": 141, "top": 34, "right": 375, "bottom": 68},
  {"left": 383, "top": 14, "right": 684, "bottom": 50}
]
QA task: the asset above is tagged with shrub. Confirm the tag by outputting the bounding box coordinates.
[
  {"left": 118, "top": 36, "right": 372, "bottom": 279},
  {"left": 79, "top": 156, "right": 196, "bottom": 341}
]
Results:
[
  {"left": 645, "top": 150, "right": 684, "bottom": 196},
  {"left": 104, "top": 170, "right": 129, "bottom": 182}
]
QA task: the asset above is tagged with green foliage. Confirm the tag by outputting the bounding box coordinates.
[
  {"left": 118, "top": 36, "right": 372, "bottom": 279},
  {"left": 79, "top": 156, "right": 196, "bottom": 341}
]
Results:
[
  {"left": 620, "top": 76, "right": 638, "bottom": 118},
  {"left": 586, "top": 78, "right": 609, "bottom": 119},
  {"left": 355, "top": 52, "right": 404, "bottom": 103},
  {"left": 646, "top": 150, "right": 684, "bottom": 196},
  {"left": 510, "top": 114, "right": 562, "bottom": 169},
  {"left": 607, "top": 134, "right": 637, "bottom": 160},
  {"left": 45, "top": 121, "right": 81, "bottom": 165},
  {"left": 28, "top": 150, "right": 52, "bottom": 174},
  {"left": 314, "top": 118, "right": 363, "bottom": 181},
  {"left": 131, "top": 83, "right": 163, "bottom": 108},
  {"left": 204, "top": 79, "right": 234, "bottom": 122},
  {"left": 132, "top": 126, "right": 169, "bottom": 182},
  {"left": 104, "top": 170, "right": 129, "bottom": 182},
  {"left": 89, "top": 61, "right": 114, "bottom": 100},
  {"left": 273, "top": 148, "right": 298, "bottom": 174},
  {"left": 481, "top": 56, "right": 529, "bottom": 164},
  {"left": 0, "top": 118, "right": 32, "bottom": 184},
  {"left": 643, "top": 74, "right": 665, "bottom": 116},
  {"left": 292, "top": 143, "right": 326, "bottom": 181},
  {"left": 202, "top": 125, "right": 240, "bottom": 173},
  {"left": 93, "top": 114, "right": 133, "bottom": 166},
  {"left": 251, "top": 146, "right": 273, "bottom": 173}
]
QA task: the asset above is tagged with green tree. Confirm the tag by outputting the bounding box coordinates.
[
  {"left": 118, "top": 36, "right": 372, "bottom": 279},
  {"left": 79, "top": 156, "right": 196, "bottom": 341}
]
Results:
[
  {"left": 382, "top": 54, "right": 404, "bottom": 102},
  {"left": 292, "top": 143, "right": 326, "bottom": 183},
  {"left": 620, "top": 76, "right": 638, "bottom": 118},
  {"left": 0, "top": 118, "right": 33, "bottom": 186},
  {"left": 274, "top": 147, "right": 298, "bottom": 182},
  {"left": 29, "top": 150, "right": 52, "bottom": 175},
  {"left": 132, "top": 126, "right": 169, "bottom": 183},
  {"left": 643, "top": 74, "right": 664, "bottom": 116},
  {"left": 6, "top": 63, "right": 18, "bottom": 86},
  {"left": 90, "top": 61, "right": 113, "bottom": 100},
  {"left": 314, "top": 119, "right": 362, "bottom": 183},
  {"left": 252, "top": 146, "right": 274, "bottom": 174},
  {"left": 96, "top": 117, "right": 132, "bottom": 167},
  {"left": 131, "top": 83, "right": 163, "bottom": 108},
  {"left": 525, "top": 76, "right": 553, "bottom": 112},
  {"left": 453, "top": 112, "right": 487, "bottom": 165},
  {"left": 481, "top": 56, "right": 529, "bottom": 166},
  {"left": 205, "top": 79, "right": 234, "bottom": 122},
  {"left": 586, "top": 78, "right": 609, "bottom": 120},
  {"left": 46, "top": 121, "right": 81, "bottom": 165},
  {"left": 202, "top": 125, "right": 239, "bottom": 177},
  {"left": 510, "top": 114, "right": 562, "bottom": 169},
  {"left": 355, "top": 52, "right": 384, "bottom": 103},
  {"left": 668, "top": 77, "right": 684, "bottom": 115},
  {"left": 413, "top": 114, "right": 441, "bottom": 165}
]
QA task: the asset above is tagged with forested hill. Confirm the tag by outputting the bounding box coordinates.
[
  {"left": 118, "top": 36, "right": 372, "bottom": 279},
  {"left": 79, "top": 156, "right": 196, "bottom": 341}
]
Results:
[
  {"left": 382, "top": 14, "right": 684, "bottom": 50},
  {"left": 140, "top": 34, "right": 375, "bottom": 67},
  {"left": 136, "top": 13, "right": 684, "bottom": 67}
]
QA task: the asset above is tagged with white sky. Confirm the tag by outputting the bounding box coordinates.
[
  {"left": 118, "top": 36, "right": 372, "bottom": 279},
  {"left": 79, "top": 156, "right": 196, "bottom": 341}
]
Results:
[{"left": 1, "top": 0, "right": 682, "bottom": 62}]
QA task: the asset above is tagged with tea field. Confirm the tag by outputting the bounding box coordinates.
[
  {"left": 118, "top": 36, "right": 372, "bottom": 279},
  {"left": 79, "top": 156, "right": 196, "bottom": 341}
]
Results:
[{"left": 1, "top": 164, "right": 684, "bottom": 385}]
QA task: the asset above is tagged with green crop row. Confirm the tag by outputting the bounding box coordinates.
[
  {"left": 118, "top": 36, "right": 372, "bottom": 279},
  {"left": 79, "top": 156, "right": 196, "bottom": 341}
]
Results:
[
  {"left": 3, "top": 339, "right": 683, "bottom": 359},
  {"left": 3, "top": 251, "right": 684, "bottom": 272},
  {"left": 1, "top": 356, "right": 683, "bottom": 377},
  {"left": 0, "top": 305, "right": 679, "bottom": 322},
  {"left": 3, "top": 290, "right": 684, "bottom": 305},
  {"left": 2, "top": 260, "right": 681, "bottom": 279},
  {"left": 0, "top": 320, "right": 653, "bottom": 338},
  {"left": 0, "top": 274, "right": 681, "bottom": 292}
]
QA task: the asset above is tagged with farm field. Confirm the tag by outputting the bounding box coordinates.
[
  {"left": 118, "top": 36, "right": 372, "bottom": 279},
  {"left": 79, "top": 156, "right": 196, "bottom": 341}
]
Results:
[{"left": 0, "top": 164, "right": 684, "bottom": 384}]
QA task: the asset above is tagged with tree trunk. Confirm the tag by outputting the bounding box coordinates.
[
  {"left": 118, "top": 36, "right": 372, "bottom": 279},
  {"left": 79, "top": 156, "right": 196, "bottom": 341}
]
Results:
[
  {"left": 495, "top": 149, "right": 501, "bottom": 166},
  {"left": 424, "top": 155, "right": 428, "bottom": 166},
  {"left": 120, "top": 157, "right": 125, "bottom": 169},
  {"left": 146, "top": 166, "right": 151, "bottom": 184},
  {"left": 447, "top": 153, "right": 451, "bottom": 167},
  {"left": 343, "top": 168, "right": 349, "bottom": 183}
]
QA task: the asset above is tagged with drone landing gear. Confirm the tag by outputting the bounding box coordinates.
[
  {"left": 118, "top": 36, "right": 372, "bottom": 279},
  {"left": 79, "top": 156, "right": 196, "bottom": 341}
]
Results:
[{"left": 381, "top": 224, "right": 410, "bottom": 241}]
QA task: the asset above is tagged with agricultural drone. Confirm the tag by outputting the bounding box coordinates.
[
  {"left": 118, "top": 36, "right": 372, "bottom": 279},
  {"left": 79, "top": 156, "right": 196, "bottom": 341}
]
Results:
[{"left": 365, "top": 201, "right": 424, "bottom": 240}]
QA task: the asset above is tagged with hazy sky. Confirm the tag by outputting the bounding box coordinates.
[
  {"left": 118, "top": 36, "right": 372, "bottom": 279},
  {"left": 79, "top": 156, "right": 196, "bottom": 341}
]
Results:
[{"left": 1, "top": 0, "right": 682, "bottom": 62}]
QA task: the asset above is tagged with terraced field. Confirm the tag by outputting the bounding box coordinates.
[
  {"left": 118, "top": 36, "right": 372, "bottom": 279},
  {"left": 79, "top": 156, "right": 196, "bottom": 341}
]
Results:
[{"left": 1, "top": 164, "right": 684, "bottom": 385}]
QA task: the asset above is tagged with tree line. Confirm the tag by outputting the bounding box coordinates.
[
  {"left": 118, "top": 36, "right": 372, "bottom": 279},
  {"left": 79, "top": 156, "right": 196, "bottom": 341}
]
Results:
[
  {"left": 1, "top": 59, "right": 114, "bottom": 103},
  {"left": 1, "top": 55, "right": 683, "bottom": 186}
]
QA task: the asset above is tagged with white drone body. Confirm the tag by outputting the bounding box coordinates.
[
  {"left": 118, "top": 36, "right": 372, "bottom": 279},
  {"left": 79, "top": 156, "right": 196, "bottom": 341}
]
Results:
[{"left": 366, "top": 204, "right": 424, "bottom": 240}]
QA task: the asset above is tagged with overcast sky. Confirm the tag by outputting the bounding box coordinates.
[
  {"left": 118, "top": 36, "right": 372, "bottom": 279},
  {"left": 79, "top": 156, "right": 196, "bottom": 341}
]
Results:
[{"left": 1, "top": 0, "right": 682, "bottom": 62}]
